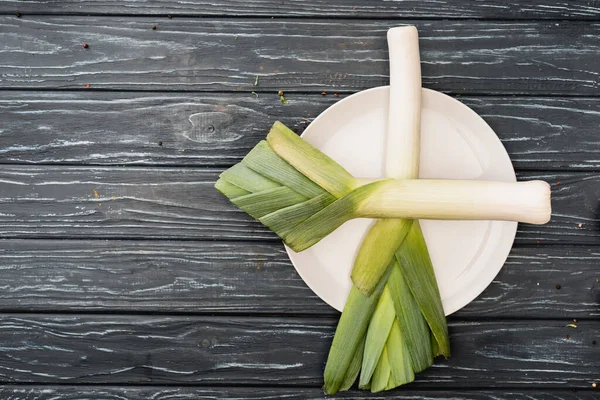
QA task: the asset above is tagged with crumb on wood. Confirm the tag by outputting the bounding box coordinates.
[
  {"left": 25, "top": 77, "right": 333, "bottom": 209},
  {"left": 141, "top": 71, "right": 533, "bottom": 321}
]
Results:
[
  {"left": 111, "top": 196, "right": 117, "bottom": 200},
  {"left": 566, "top": 323, "right": 577, "bottom": 329},
  {"left": 321, "top": 91, "right": 327, "bottom": 95},
  {"left": 82, "top": 43, "right": 89, "bottom": 49},
  {"left": 278, "top": 90, "right": 288, "bottom": 104},
  {"left": 334, "top": 93, "right": 339, "bottom": 97},
  {"left": 152, "top": 25, "right": 157, "bottom": 30},
  {"left": 93, "top": 189, "right": 99, "bottom": 198},
  {"left": 578, "top": 223, "right": 583, "bottom": 228},
  {"left": 557, "top": 181, "right": 561, "bottom": 185},
  {"left": 16, "top": 12, "right": 21, "bottom": 18},
  {"left": 84, "top": 84, "right": 90, "bottom": 89},
  {"left": 556, "top": 284, "right": 561, "bottom": 289}
]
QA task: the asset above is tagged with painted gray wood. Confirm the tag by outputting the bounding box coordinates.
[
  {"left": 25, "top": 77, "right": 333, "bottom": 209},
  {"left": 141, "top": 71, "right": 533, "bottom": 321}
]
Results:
[
  {"left": 593, "top": 279, "right": 600, "bottom": 303},
  {"left": 4, "top": 0, "right": 600, "bottom": 20},
  {"left": 0, "top": 315, "right": 595, "bottom": 387},
  {"left": 0, "top": 386, "right": 594, "bottom": 400},
  {"left": 0, "top": 166, "right": 595, "bottom": 244},
  {"left": 0, "top": 240, "right": 597, "bottom": 319},
  {"left": 1, "top": 2, "right": 598, "bottom": 397},
  {"left": 2, "top": 17, "right": 600, "bottom": 94},
  {"left": 2, "top": 92, "right": 600, "bottom": 171}
]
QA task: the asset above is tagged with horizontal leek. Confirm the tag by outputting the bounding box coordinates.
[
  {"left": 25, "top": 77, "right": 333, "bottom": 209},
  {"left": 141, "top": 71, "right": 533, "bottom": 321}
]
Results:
[{"left": 216, "top": 123, "right": 551, "bottom": 254}]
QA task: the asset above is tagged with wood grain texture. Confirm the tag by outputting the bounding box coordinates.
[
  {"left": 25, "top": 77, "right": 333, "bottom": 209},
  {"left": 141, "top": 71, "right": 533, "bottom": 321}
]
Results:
[
  {"left": 2, "top": 17, "right": 600, "bottom": 94},
  {"left": 0, "top": 240, "right": 597, "bottom": 319},
  {"left": 1, "top": 1, "right": 597, "bottom": 397},
  {"left": 0, "top": 386, "right": 595, "bottom": 400},
  {"left": 0, "top": 166, "right": 596, "bottom": 244},
  {"left": 2, "top": 92, "right": 600, "bottom": 171},
  {"left": 4, "top": 0, "right": 600, "bottom": 20},
  {"left": 0, "top": 315, "right": 595, "bottom": 387}
]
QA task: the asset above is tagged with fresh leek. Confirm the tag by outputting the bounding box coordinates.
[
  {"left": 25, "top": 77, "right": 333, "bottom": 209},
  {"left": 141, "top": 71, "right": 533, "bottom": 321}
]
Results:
[
  {"left": 216, "top": 122, "right": 551, "bottom": 253},
  {"left": 215, "top": 25, "right": 552, "bottom": 397},
  {"left": 329, "top": 26, "right": 440, "bottom": 394}
]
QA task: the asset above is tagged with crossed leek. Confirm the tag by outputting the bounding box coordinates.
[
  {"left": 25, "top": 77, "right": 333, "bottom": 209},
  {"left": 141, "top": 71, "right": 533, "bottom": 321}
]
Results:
[
  {"left": 325, "top": 26, "right": 444, "bottom": 393},
  {"left": 216, "top": 119, "right": 550, "bottom": 392},
  {"left": 216, "top": 28, "right": 550, "bottom": 398}
]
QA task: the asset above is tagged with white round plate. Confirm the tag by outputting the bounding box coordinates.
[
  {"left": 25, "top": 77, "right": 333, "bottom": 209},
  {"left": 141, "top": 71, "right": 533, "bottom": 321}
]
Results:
[{"left": 285, "top": 87, "right": 517, "bottom": 316}]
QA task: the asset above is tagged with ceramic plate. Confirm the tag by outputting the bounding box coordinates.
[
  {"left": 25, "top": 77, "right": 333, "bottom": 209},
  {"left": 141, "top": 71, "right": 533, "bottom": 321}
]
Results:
[{"left": 285, "top": 87, "right": 517, "bottom": 316}]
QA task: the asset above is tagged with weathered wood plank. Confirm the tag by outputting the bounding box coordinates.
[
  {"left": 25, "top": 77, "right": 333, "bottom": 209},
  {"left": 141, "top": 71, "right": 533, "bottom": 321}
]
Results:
[
  {"left": 0, "top": 386, "right": 594, "bottom": 400},
  {"left": 2, "top": 17, "right": 600, "bottom": 94},
  {"left": 4, "top": 0, "right": 600, "bottom": 20},
  {"left": 0, "top": 240, "right": 597, "bottom": 319},
  {"left": 2, "top": 92, "right": 600, "bottom": 171},
  {"left": 0, "top": 167, "right": 595, "bottom": 245},
  {"left": 516, "top": 172, "right": 600, "bottom": 245},
  {"left": 0, "top": 315, "right": 595, "bottom": 387}
]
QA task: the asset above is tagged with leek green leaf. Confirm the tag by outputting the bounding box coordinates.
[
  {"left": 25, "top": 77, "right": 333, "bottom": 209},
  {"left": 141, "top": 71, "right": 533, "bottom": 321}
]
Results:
[
  {"left": 231, "top": 186, "right": 307, "bottom": 219},
  {"left": 214, "top": 178, "right": 250, "bottom": 198},
  {"left": 242, "top": 140, "right": 326, "bottom": 199},
  {"left": 220, "top": 163, "right": 279, "bottom": 193},
  {"left": 323, "top": 268, "right": 390, "bottom": 395},
  {"left": 387, "top": 318, "right": 415, "bottom": 386},
  {"left": 352, "top": 218, "right": 412, "bottom": 296},
  {"left": 370, "top": 344, "right": 391, "bottom": 393},
  {"left": 388, "top": 261, "right": 433, "bottom": 372},
  {"left": 266, "top": 121, "right": 359, "bottom": 197},
  {"left": 360, "top": 285, "right": 395, "bottom": 387},
  {"left": 259, "top": 193, "right": 335, "bottom": 239},
  {"left": 339, "top": 336, "right": 365, "bottom": 391},
  {"left": 396, "top": 221, "right": 450, "bottom": 358}
]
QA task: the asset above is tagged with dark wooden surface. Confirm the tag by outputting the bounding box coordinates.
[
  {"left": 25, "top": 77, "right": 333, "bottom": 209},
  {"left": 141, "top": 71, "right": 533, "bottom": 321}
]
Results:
[
  {"left": 3, "top": 17, "right": 600, "bottom": 95},
  {"left": 5, "top": 1, "right": 600, "bottom": 19},
  {"left": 1, "top": 2, "right": 599, "bottom": 399}
]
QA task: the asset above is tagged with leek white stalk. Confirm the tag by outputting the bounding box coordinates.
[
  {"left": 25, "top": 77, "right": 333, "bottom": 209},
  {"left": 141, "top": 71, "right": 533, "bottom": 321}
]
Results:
[
  {"left": 356, "top": 26, "right": 436, "bottom": 393},
  {"left": 351, "top": 26, "right": 421, "bottom": 295},
  {"left": 357, "top": 178, "right": 551, "bottom": 225},
  {"left": 334, "top": 26, "right": 434, "bottom": 395},
  {"left": 386, "top": 25, "right": 421, "bottom": 180},
  {"left": 284, "top": 178, "right": 550, "bottom": 251}
]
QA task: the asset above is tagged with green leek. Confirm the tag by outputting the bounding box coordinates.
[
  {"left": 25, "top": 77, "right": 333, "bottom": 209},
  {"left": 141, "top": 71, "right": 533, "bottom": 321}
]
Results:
[{"left": 215, "top": 25, "right": 552, "bottom": 397}]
